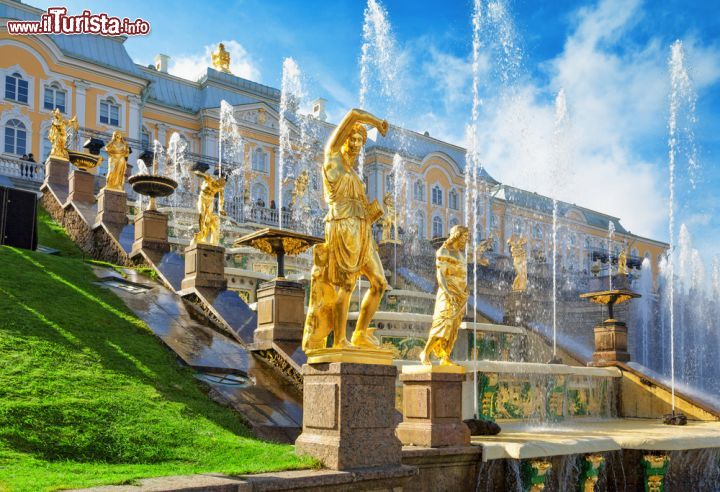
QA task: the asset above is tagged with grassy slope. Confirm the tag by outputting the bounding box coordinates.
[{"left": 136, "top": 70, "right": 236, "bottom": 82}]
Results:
[{"left": 0, "top": 209, "right": 312, "bottom": 491}]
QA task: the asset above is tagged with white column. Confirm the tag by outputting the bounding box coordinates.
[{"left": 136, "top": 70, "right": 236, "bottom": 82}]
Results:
[
  {"left": 74, "top": 80, "right": 89, "bottom": 128},
  {"left": 127, "top": 95, "right": 141, "bottom": 141}
]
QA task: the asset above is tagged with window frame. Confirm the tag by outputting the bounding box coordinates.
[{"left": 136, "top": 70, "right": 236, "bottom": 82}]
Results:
[
  {"left": 4, "top": 119, "right": 27, "bottom": 155},
  {"left": 431, "top": 185, "right": 443, "bottom": 206},
  {"left": 43, "top": 83, "right": 66, "bottom": 113},
  {"left": 5, "top": 72, "right": 29, "bottom": 104},
  {"left": 99, "top": 97, "right": 121, "bottom": 127}
]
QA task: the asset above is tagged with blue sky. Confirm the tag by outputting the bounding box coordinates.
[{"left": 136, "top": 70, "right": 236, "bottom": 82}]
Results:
[{"left": 31, "top": 0, "right": 720, "bottom": 267}]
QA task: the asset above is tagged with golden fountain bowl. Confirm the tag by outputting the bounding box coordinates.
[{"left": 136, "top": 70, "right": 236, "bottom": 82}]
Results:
[{"left": 67, "top": 150, "right": 103, "bottom": 171}]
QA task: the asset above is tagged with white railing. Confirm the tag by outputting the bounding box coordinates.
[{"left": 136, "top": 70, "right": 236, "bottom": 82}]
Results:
[{"left": 0, "top": 155, "right": 45, "bottom": 183}]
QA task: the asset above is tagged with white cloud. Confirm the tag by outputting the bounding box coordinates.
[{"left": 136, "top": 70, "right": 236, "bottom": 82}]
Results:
[
  {"left": 474, "top": 0, "right": 720, "bottom": 240},
  {"left": 168, "top": 40, "right": 261, "bottom": 82}
]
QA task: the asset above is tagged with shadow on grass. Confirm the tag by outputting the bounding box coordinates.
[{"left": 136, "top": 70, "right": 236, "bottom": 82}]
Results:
[{"left": 0, "top": 246, "right": 257, "bottom": 464}]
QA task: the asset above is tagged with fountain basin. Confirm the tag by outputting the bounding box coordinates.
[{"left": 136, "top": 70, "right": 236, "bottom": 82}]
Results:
[
  {"left": 234, "top": 227, "right": 323, "bottom": 278},
  {"left": 67, "top": 150, "right": 102, "bottom": 171},
  {"left": 128, "top": 174, "right": 178, "bottom": 198}
]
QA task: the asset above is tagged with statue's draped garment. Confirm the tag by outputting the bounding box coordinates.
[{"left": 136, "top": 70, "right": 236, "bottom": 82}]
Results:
[{"left": 427, "top": 249, "right": 468, "bottom": 357}]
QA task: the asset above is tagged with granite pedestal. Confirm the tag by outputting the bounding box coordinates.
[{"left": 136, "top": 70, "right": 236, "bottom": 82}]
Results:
[
  {"left": 590, "top": 320, "right": 631, "bottom": 366},
  {"left": 255, "top": 279, "right": 305, "bottom": 345},
  {"left": 396, "top": 368, "right": 470, "bottom": 448},
  {"left": 295, "top": 362, "right": 402, "bottom": 470},
  {"left": 130, "top": 209, "right": 170, "bottom": 257},
  {"left": 68, "top": 169, "right": 95, "bottom": 204},
  {"left": 181, "top": 242, "right": 227, "bottom": 291},
  {"left": 95, "top": 188, "right": 127, "bottom": 227},
  {"left": 44, "top": 156, "right": 69, "bottom": 188}
]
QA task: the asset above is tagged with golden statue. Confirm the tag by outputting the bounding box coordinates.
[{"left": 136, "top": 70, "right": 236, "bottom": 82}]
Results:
[
  {"left": 291, "top": 170, "right": 309, "bottom": 208},
  {"left": 508, "top": 234, "right": 528, "bottom": 292},
  {"left": 193, "top": 171, "right": 227, "bottom": 245},
  {"left": 103, "top": 131, "right": 130, "bottom": 191},
  {"left": 380, "top": 192, "right": 400, "bottom": 243},
  {"left": 48, "top": 108, "right": 78, "bottom": 160},
  {"left": 211, "top": 43, "right": 231, "bottom": 73},
  {"left": 474, "top": 236, "right": 493, "bottom": 267},
  {"left": 617, "top": 243, "right": 629, "bottom": 275},
  {"left": 304, "top": 108, "right": 389, "bottom": 352},
  {"left": 420, "top": 225, "right": 469, "bottom": 367}
]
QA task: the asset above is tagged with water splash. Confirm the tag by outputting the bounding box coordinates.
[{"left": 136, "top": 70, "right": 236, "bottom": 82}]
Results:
[
  {"left": 632, "top": 257, "right": 653, "bottom": 367},
  {"left": 607, "top": 221, "right": 615, "bottom": 291}
]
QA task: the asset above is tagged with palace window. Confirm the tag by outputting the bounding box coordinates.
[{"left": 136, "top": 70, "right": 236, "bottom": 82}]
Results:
[
  {"left": 416, "top": 211, "right": 426, "bottom": 239},
  {"left": 491, "top": 213, "right": 499, "bottom": 229},
  {"left": 448, "top": 189, "right": 459, "bottom": 210},
  {"left": 251, "top": 182, "right": 268, "bottom": 206},
  {"left": 42, "top": 136, "right": 51, "bottom": 162},
  {"left": 513, "top": 219, "right": 522, "bottom": 234},
  {"left": 385, "top": 174, "right": 394, "bottom": 193},
  {"left": 414, "top": 179, "right": 425, "bottom": 201},
  {"left": 99, "top": 97, "right": 120, "bottom": 126},
  {"left": 431, "top": 185, "right": 443, "bottom": 206},
  {"left": 532, "top": 224, "right": 544, "bottom": 240},
  {"left": 432, "top": 216, "right": 444, "bottom": 238},
  {"left": 252, "top": 147, "right": 268, "bottom": 173},
  {"left": 141, "top": 128, "right": 151, "bottom": 151},
  {"left": 43, "top": 83, "right": 66, "bottom": 113},
  {"left": 5, "top": 73, "right": 28, "bottom": 104},
  {"left": 4, "top": 119, "right": 27, "bottom": 155}
]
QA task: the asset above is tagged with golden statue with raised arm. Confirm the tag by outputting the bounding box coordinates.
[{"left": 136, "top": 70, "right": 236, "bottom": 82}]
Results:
[
  {"left": 211, "top": 43, "right": 231, "bottom": 73},
  {"left": 617, "top": 242, "right": 629, "bottom": 275},
  {"left": 420, "top": 226, "right": 469, "bottom": 367},
  {"left": 508, "top": 234, "right": 528, "bottom": 292},
  {"left": 304, "top": 108, "right": 389, "bottom": 353},
  {"left": 48, "top": 108, "right": 77, "bottom": 160},
  {"left": 380, "top": 192, "right": 400, "bottom": 243},
  {"left": 193, "top": 171, "right": 227, "bottom": 246},
  {"left": 104, "top": 131, "right": 130, "bottom": 191}
]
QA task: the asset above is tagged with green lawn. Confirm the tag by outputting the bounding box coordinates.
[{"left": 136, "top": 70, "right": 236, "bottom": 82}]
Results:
[{"left": 0, "top": 209, "right": 313, "bottom": 491}]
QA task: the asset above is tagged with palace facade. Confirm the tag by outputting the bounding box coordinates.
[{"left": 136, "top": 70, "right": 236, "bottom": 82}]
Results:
[{"left": 0, "top": 0, "right": 667, "bottom": 280}]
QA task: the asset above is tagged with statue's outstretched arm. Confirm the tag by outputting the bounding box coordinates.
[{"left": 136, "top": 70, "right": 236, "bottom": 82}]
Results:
[{"left": 326, "top": 108, "right": 388, "bottom": 155}]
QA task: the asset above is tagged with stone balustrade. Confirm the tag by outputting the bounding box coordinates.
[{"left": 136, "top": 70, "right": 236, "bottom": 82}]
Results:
[{"left": 0, "top": 155, "right": 45, "bottom": 184}]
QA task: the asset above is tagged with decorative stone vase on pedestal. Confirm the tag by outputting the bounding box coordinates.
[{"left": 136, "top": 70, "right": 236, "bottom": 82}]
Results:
[
  {"left": 254, "top": 279, "right": 305, "bottom": 346},
  {"left": 396, "top": 366, "right": 470, "bottom": 448},
  {"left": 68, "top": 169, "right": 95, "bottom": 204},
  {"left": 44, "top": 156, "right": 69, "bottom": 188},
  {"left": 95, "top": 188, "right": 127, "bottom": 227},
  {"left": 295, "top": 362, "right": 402, "bottom": 470},
  {"left": 181, "top": 242, "right": 227, "bottom": 291},
  {"left": 130, "top": 210, "right": 170, "bottom": 257}
]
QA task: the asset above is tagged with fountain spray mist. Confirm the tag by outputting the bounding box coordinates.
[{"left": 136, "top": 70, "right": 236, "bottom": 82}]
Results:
[{"left": 278, "top": 58, "right": 304, "bottom": 229}]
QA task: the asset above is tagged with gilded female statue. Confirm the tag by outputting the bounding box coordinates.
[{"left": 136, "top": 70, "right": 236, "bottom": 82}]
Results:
[
  {"left": 380, "top": 192, "right": 399, "bottom": 243},
  {"left": 420, "top": 225, "right": 469, "bottom": 366},
  {"left": 617, "top": 243, "right": 629, "bottom": 275},
  {"left": 508, "top": 234, "right": 528, "bottom": 292},
  {"left": 193, "top": 171, "right": 226, "bottom": 245},
  {"left": 104, "top": 131, "right": 130, "bottom": 191},
  {"left": 48, "top": 108, "right": 77, "bottom": 160}
]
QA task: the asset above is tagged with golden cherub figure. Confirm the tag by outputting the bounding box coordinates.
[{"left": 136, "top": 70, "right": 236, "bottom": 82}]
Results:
[
  {"left": 303, "top": 108, "right": 388, "bottom": 352},
  {"left": 193, "top": 171, "right": 227, "bottom": 246},
  {"left": 211, "top": 43, "right": 231, "bottom": 73},
  {"left": 420, "top": 225, "right": 469, "bottom": 367},
  {"left": 104, "top": 131, "right": 130, "bottom": 191},
  {"left": 48, "top": 109, "right": 78, "bottom": 160},
  {"left": 380, "top": 192, "right": 399, "bottom": 243},
  {"left": 617, "top": 243, "right": 629, "bottom": 275},
  {"left": 508, "top": 234, "right": 528, "bottom": 292}
]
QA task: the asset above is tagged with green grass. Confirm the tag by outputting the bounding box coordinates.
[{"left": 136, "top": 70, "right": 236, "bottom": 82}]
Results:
[
  {"left": 36, "top": 207, "right": 84, "bottom": 259},
  {"left": 0, "top": 212, "right": 313, "bottom": 491}
]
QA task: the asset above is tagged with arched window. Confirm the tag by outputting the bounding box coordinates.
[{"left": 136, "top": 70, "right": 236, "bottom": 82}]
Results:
[
  {"left": 416, "top": 211, "right": 426, "bottom": 239},
  {"left": 252, "top": 147, "right": 268, "bottom": 172},
  {"left": 532, "top": 224, "right": 544, "bottom": 240},
  {"left": 448, "top": 189, "right": 458, "bottom": 210},
  {"left": 251, "top": 182, "right": 268, "bottom": 206},
  {"left": 432, "top": 216, "right": 443, "bottom": 238},
  {"left": 43, "top": 82, "right": 66, "bottom": 112},
  {"left": 42, "top": 135, "right": 51, "bottom": 162},
  {"left": 414, "top": 179, "right": 425, "bottom": 202},
  {"left": 100, "top": 97, "right": 120, "bottom": 126},
  {"left": 431, "top": 185, "right": 443, "bottom": 206},
  {"left": 385, "top": 174, "right": 394, "bottom": 194},
  {"left": 4, "top": 119, "right": 27, "bottom": 155},
  {"left": 513, "top": 219, "right": 522, "bottom": 234},
  {"left": 5, "top": 72, "right": 28, "bottom": 104}
]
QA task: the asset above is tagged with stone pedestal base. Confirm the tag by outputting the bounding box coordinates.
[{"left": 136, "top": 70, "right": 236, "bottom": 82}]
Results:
[
  {"left": 255, "top": 279, "right": 305, "bottom": 345},
  {"left": 295, "top": 363, "right": 401, "bottom": 470},
  {"left": 68, "top": 169, "right": 95, "bottom": 203},
  {"left": 131, "top": 210, "right": 169, "bottom": 257},
  {"left": 44, "top": 156, "right": 69, "bottom": 188},
  {"left": 95, "top": 188, "right": 127, "bottom": 227},
  {"left": 181, "top": 243, "right": 227, "bottom": 291},
  {"left": 396, "top": 368, "right": 470, "bottom": 448},
  {"left": 503, "top": 290, "right": 533, "bottom": 326},
  {"left": 590, "top": 320, "right": 631, "bottom": 366}
]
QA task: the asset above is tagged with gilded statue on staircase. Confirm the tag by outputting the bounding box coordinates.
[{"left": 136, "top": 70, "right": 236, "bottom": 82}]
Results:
[
  {"left": 193, "top": 171, "right": 227, "bottom": 246},
  {"left": 303, "top": 108, "right": 389, "bottom": 354},
  {"left": 104, "top": 131, "right": 130, "bottom": 191},
  {"left": 617, "top": 243, "right": 629, "bottom": 275},
  {"left": 508, "top": 234, "right": 528, "bottom": 292},
  {"left": 48, "top": 108, "right": 78, "bottom": 160},
  {"left": 420, "top": 225, "right": 469, "bottom": 367},
  {"left": 380, "top": 192, "right": 400, "bottom": 243}
]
